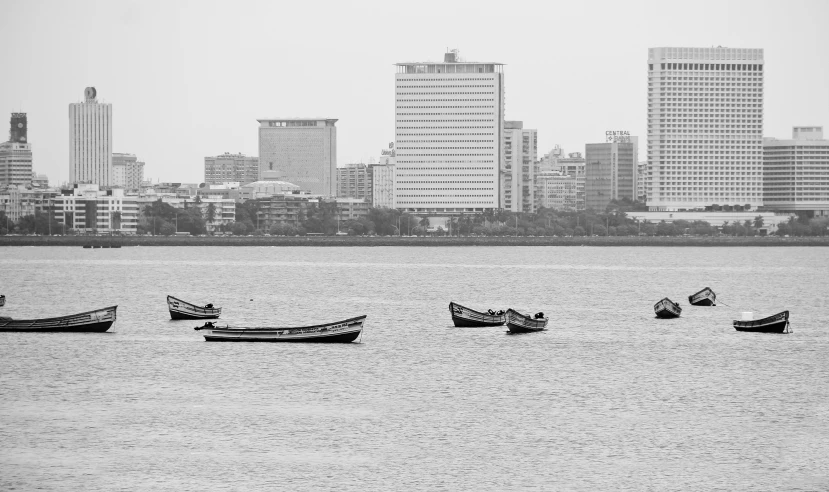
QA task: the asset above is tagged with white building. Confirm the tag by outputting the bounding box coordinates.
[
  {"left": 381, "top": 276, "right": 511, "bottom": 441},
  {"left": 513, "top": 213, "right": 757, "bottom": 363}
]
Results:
[
  {"left": 394, "top": 50, "right": 504, "bottom": 214},
  {"left": 112, "top": 153, "right": 145, "bottom": 191},
  {"left": 69, "top": 87, "right": 113, "bottom": 186},
  {"left": 538, "top": 172, "right": 580, "bottom": 212},
  {"left": 764, "top": 126, "right": 829, "bottom": 215},
  {"left": 136, "top": 195, "right": 236, "bottom": 233},
  {"left": 502, "top": 121, "right": 538, "bottom": 213},
  {"left": 646, "top": 47, "right": 764, "bottom": 211},
  {"left": 257, "top": 118, "right": 337, "bottom": 196},
  {"left": 52, "top": 184, "right": 138, "bottom": 234},
  {"left": 371, "top": 163, "right": 395, "bottom": 208}
]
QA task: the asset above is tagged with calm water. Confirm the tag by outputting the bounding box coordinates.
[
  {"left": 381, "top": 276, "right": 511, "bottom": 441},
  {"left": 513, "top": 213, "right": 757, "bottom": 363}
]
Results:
[{"left": 1, "top": 246, "right": 827, "bottom": 491}]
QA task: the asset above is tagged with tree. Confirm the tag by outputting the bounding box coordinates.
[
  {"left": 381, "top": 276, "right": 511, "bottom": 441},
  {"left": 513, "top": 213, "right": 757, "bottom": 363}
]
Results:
[
  {"left": 159, "top": 222, "right": 177, "bottom": 236},
  {"left": 753, "top": 215, "right": 764, "bottom": 229},
  {"left": 206, "top": 203, "right": 217, "bottom": 228}
]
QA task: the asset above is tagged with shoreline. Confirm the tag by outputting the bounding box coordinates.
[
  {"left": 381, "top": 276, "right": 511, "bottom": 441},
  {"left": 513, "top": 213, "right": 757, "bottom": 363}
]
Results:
[{"left": 1, "top": 235, "right": 828, "bottom": 247}]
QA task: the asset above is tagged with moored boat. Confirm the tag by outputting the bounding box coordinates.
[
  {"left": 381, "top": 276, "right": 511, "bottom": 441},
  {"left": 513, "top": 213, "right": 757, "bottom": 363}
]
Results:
[
  {"left": 688, "top": 287, "right": 716, "bottom": 306},
  {"left": 194, "top": 315, "right": 367, "bottom": 343},
  {"left": 0, "top": 306, "right": 117, "bottom": 332},
  {"left": 449, "top": 301, "right": 506, "bottom": 327},
  {"left": 0, "top": 294, "right": 5, "bottom": 307},
  {"left": 733, "top": 310, "right": 790, "bottom": 333},
  {"left": 167, "top": 295, "right": 222, "bottom": 320},
  {"left": 505, "top": 309, "right": 548, "bottom": 333},
  {"left": 654, "top": 298, "right": 682, "bottom": 318}
]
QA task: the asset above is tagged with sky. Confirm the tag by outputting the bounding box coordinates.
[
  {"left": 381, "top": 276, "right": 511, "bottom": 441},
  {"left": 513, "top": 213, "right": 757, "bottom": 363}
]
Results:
[{"left": 2, "top": 0, "right": 828, "bottom": 185}]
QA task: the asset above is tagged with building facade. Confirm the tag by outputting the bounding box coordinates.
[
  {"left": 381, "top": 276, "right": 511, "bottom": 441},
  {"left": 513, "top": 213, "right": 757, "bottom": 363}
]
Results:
[
  {"left": 204, "top": 152, "right": 259, "bottom": 185},
  {"left": 258, "top": 118, "right": 337, "bottom": 195},
  {"left": 0, "top": 186, "right": 59, "bottom": 222},
  {"left": 763, "top": 126, "right": 829, "bottom": 215},
  {"left": 112, "top": 153, "right": 145, "bottom": 191},
  {"left": 502, "top": 121, "right": 538, "bottom": 213},
  {"left": 394, "top": 50, "right": 504, "bottom": 214},
  {"left": 371, "top": 163, "right": 395, "bottom": 208},
  {"left": 646, "top": 47, "right": 764, "bottom": 211},
  {"left": 585, "top": 140, "right": 637, "bottom": 211},
  {"left": 136, "top": 195, "right": 236, "bottom": 233},
  {"left": 69, "top": 87, "right": 113, "bottom": 186},
  {"left": 1, "top": 113, "right": 33, "bottom": 187},
  {"left": 52, "top": 184, "right": 138, "bottom": 234},
  {"left": 538, "top": 172, "right": 580, "bottom": 212},
  {"left": 337, "top": 163, "right": 372, "bottom": 200}
]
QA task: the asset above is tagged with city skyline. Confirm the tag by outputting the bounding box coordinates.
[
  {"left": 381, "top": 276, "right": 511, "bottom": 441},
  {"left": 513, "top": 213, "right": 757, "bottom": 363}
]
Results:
[{"left": 1, "top": 0, "right": 827, "bottom": 185}]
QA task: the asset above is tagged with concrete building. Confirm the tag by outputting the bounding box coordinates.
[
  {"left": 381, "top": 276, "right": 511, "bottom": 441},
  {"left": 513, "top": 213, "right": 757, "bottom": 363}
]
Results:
[
  {"left": 394, "top": 50, "right": 504, "bottom": 213},
  {"left": 371, "top": 163, "right": 395, "bottom": 208},
  {"left": 136, "top": 195, "right": 236, "bottom": 233},
  {"left": 69, "top": 87, "right": 113, "bottom": 186},
  {"left": 646, "top": 47, "right": 764, "bottom": 211},
  {"left": 637, "top": 161, "right": 647, "bottom": 202},
  {"left": 337, "top": 163, "right": 372, "bottom": 200},
  {"left": 31, "top": 172, "right": 49, "bottom": 188},
  {"left": 112, "top": 153, "right": 145, "bottom": 191},
  {"left": 257, "top": 118, "right": 337, "bottom": 196},
  {"left": 1, "top": 113, "right": 33, "bottom": 187},
  {"left": 52, "top": 184, "right": 138, "bottom": 234},
  {"left": 764, "top": 126, "right": 829, "bottom": 216},
  {"left": 237, "top": 180, "right": 301, "bottom": 200},
  {"left": 0, "top": 186, "right": 59, "bottom": 222},
  {"left": 627, "top": 210, "right": 790, "bottom": 233},
  {"left": 502, "top": 121, "right": 538, "bottom": 213},
  {"left": 585, "top": 139, "right": 638, "bottom": 212},
  {"left": 538, "top": 172, "right": 580, "bottom": 212},
  {"left": 204, "top": 152, "right": 259, "bottom": 185}
]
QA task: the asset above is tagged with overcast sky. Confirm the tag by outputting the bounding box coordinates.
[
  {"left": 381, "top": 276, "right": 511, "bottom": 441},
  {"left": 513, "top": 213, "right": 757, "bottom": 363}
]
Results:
[{"left": 2, "top": 0, "right": 828, "bottom": 185}]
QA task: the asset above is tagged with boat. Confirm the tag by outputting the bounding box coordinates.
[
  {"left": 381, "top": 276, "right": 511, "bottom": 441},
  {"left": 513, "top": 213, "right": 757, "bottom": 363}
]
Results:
[
  {"left": 688, "top": 287, "right": 716, "bottom": 306},
  {"left": 0, "top": 294, "right": 4, "bottom": 307},
  {"left": 449, "top": 301, "right": 506, "bottom": 327},
  {"left": 167, "top": 295, "right": 222, "bottom": 320},
  {"left": 733, "top": 310, "right": 790, "bottom": 333},
  {"left": 82, "top": 245, "right": 92, "bottom": 248},
  {"left": 505, "top": 309, "right": 548, "bottom": 333},
  {"left": 654, "top": 298, "right": 682, "bottom": 318},
  {"left": 0, "top": 306, "right": 117, "bottom": 332},
  {"left": 194, "top": 315, "right": 367, "bottom": 343}
]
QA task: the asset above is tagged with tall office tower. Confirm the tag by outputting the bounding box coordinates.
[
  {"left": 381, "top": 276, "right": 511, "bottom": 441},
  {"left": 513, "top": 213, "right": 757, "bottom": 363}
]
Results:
[
  {"left": 258, "top": 118, "right": 337, "bottom": 195},
  {"left": 585, "top": 139, "right": 637, "bottom": 212},
  {"left": 0, "top": 113, "right": 33, "bottom": 186},
  {"left": 204, "top": 152, "right": 259, "bottom": 185},
  {"left": 69, "top": 87, "right": 113, "bottom": 185},
  {"left": 112, "top": 153, "right": 146, "bottom": 190},
  {"left": 394, "top": 50, "right": 504, "bottom": 213},
  {"left": 336, "top": 163, "right": 372, "bottom": 200},
  {"left": 764, "top": 126, "right": 829, "bottom": 215},
  {"left": 502, "top": 121, "right": 538, "bottom": 213},
  {"left": 647, "top": 47, "right": 764, "bottom": 211}
]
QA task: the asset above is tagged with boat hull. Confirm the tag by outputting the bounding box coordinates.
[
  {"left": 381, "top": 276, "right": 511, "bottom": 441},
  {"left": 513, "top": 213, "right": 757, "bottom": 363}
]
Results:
[
  {"left": 449, "top": 302, "right": 505, "bottom": 327},
  {"left": 0, "top": 306, "right": 117, "bottom": 332},
  {"left": 654, "top": 298, "right": 682, "bottom": 318},
  {"left": 688, "top": 287, "right": 716, "bottom": 306},
  {"left": 505, "top": 309, "right": 548, "bottom": 333},
  {"left": 198, "top": 315, "right": 366, "bottom": 343},
  {"left": 733, "top": 311, "right": 790, "bottom": 333},
  {"left": 167, "top": 295, "right": 221, "bottom": 320},
  {"left": 0, "top": 295, "right": 5, "bottom": 307}
]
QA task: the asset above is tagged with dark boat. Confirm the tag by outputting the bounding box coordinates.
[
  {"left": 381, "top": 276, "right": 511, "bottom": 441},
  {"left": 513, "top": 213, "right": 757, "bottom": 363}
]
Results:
[
  {"left": 82, "top": 245, "right": 92, "bottom": 248},
  {"left": 688, "top": 287, "right": 716, "bottom": 306},
  {"left": 194, "top": 315, "right": 367, "bottom": 343},
  {"left": 0, "top": 294, "right": 5, "bottom": 307},
  {"left": 0, "top": 306, "right": 117, "bottom": 332},
  {"left": 449, "top": 301, "right": 506, "bottom": 327},
  {"left": 167, "top": 295, "right": 222, "bottom": 320},
  {"left": 654, "top": 298, "right": 682, "bottom": 318},
  {"left": 733, "top": 310, "right": 790, "bottom": 333},
  {"left": 505, "top": 309, "right": 548, "bottom": 333}
]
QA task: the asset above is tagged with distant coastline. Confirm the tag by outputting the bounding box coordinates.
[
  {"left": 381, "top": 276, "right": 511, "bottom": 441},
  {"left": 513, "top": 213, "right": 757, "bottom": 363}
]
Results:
[{"left": 1, "top": 235, "right": 828, "bottom": 247}]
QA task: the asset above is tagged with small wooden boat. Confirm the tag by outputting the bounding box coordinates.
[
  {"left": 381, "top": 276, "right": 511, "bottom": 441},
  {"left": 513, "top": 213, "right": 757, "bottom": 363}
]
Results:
[
  {"left": 82, "top": 245, "right": 92, "bottom": 248},
  {"left": 167, "top": 295, "right": 222, "bottom": 320},
  {"left": 0, "top": 306, "right": 117, "bottom": 332},
  {"left": 194, "top": 315, "right": 367, "bottom": 343},
  {"left": 0, "top": 294, "right": 5, "bottom": 307},
  {"left": 733, "top": 311, "right": 790, "bottom": 333},
  {"left": 449, "top": 301, "right": 506, "bottom": 327},
  {"left": 505, "top": 309, "right": 548, "bottom": 333},
  {"left": 654, "top": 298, "right": 682, "bottom": 318},
  {"left": 688, "top": 287, "right": 716, "bottom": 306}
]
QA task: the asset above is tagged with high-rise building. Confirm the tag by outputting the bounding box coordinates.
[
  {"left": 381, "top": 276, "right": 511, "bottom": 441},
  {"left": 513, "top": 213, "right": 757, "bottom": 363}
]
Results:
[
  {"left": 258, "top": 118, "right": 337, "bottom": 195},
  {"left": 764, "top": 126, "right": 829, "bottom": 216},
  {"left": 585, "top": 139, "right": 638, "bottom": 212},
  {"left": 204, "top": 152, "right": 259, "bottom": 185},
  {"left": 502, "top": 121, "right": 538, "bottom": 213},
  {"left": 371, "top": 164, "right": 395, "bottom": 208},
  {"left": 69, "top": 87, "right": 113, "bottom": 186},
  {"left": 0, "top": 113, "right": 33, "bottom": 186},
  {"left": 394, "top": 50, "right": 504, "bottom": 213},
  {"left": 112, "top": 153, "right": 145, "bottom": 191},
  {"left": 336, "top": 163, "right": 372, "bottom": 200},
  {"left": 646, "top": 47, "right": 764, "bottom": 211}
]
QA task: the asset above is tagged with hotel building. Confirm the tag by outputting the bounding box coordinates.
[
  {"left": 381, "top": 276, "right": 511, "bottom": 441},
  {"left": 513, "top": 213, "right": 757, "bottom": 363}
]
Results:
[
  {"left": 646, "top": 47, "right": 764, "bottom": 211},
  {"left": 69, "top": 87, "right": 113, "bottom": 186},
  {"left": 0, "top": 113, "right": 33, "bottom": 187},
  {"left": 763, "top": 126, "right": 829, "bottom": 216},
  {"left": 257, "top": 118, "right": 337, "bottom": 196},
  {"left": 394, "top": 50, "right": 504, "bottom": 213}
]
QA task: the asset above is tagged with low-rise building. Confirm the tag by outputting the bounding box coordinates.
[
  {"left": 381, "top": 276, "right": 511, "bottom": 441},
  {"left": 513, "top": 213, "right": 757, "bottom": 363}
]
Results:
[
  {"left": 52, "top": 184, "right": 139, "bottom": 234},
  {"left": 538, "top": 172, "right": 581, "bottom": 212},
  {"left": 204, "top": 152, "right": 259, "bottom": 185},
  {"left": 0, "top": 185, "right": 60, "bottom": 221},
  {"left": 763, "top": 126, "right": 829, "bottom": 216}
]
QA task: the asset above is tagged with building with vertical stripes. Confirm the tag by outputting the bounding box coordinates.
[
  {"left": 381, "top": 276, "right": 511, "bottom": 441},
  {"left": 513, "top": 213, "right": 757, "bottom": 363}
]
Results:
[
  {"left": 763, "top": 126, "right": 829, "bottom": 216},
  {"left": 257, "top": 118, "right": 337, "bottom": 196},
  {"left": 646, "top": 47, "right": 764, "bottom": 211},
  {"left": 1, "top": 113, "right": 33, "bottom": 187},
  {"left": 69, "top": 87, "right": 113, "bottom": 186}
]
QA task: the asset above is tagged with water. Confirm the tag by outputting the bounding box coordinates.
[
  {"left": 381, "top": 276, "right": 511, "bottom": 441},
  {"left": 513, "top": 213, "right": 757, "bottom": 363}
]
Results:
[{"left": 1, "top": 246, "right": 827, "bottom": 491}]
